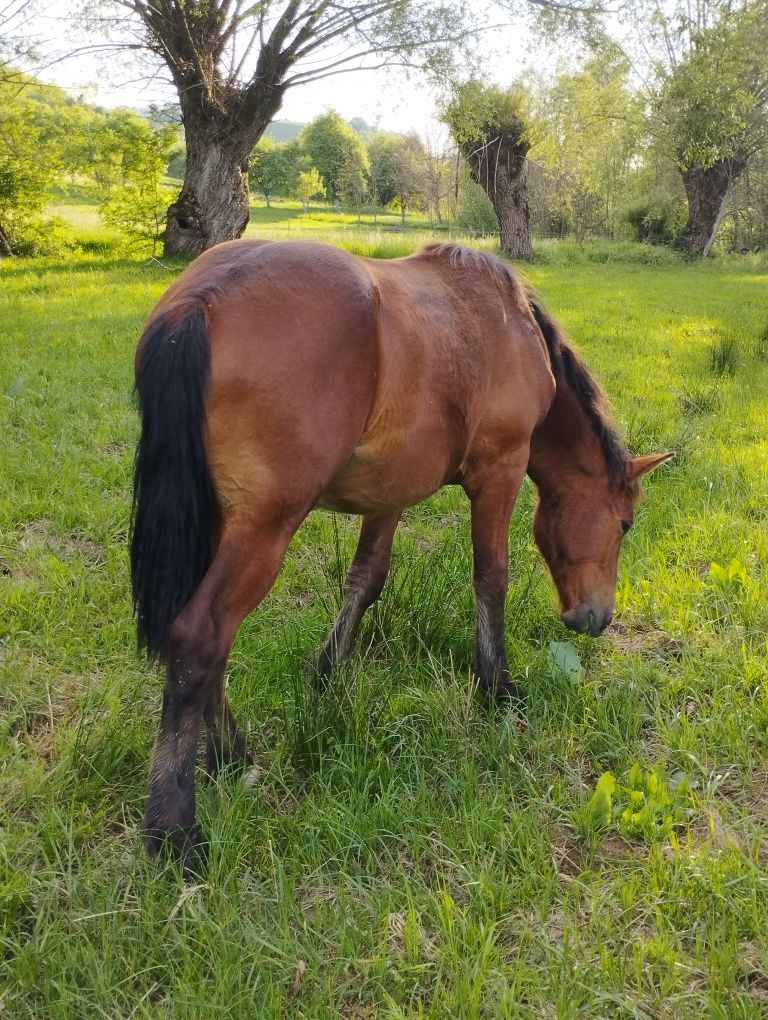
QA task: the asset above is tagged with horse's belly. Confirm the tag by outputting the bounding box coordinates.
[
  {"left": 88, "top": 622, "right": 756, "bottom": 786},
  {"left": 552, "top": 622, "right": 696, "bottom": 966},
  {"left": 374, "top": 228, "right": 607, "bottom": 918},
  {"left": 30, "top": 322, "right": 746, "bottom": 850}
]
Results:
[{"left": 316, "top": 435, "right": 458, "bottom": 515}]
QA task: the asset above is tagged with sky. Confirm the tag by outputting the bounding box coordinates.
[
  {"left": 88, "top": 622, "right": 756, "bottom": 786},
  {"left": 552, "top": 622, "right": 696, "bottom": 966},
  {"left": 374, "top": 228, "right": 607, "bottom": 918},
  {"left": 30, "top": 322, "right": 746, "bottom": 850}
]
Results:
[{"left": 29, "top": 3, "right": 543, "bottom": 138}]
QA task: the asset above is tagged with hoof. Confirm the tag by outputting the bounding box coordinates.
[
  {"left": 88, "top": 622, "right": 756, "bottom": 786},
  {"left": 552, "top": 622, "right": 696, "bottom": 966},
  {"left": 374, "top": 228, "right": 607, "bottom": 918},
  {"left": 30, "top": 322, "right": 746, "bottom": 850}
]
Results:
[
  {"left": 205, "top": 737, "right": 253, "bottom": 782},
  {"left": 304, "top": 650, "right": 333, "bottom": 690},
  {"left": 143, "top": 822, "right": 209, "bottom": 876},
  {"left": 477, "top": 669, "right": 524, "bottom": 713},
  {"left": 495, "top": 676, "right": 524, "bottom": 712}
]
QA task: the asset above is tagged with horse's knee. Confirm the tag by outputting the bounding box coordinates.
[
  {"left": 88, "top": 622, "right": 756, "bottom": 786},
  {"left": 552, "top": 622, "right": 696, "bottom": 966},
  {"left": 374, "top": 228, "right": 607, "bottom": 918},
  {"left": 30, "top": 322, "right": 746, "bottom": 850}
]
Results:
[
  {"left": 352, "top": 562, "right": 388, "bottom": 608},
  {"left": 165, "top": 613, "right": 225, "bottom": 705}
]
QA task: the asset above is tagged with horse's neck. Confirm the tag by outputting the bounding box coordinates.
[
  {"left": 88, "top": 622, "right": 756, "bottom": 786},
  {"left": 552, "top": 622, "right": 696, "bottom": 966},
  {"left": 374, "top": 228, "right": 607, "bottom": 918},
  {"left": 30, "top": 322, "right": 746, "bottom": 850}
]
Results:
[{"left": 527, "top": 382, "right": 606, "bottom": 496}]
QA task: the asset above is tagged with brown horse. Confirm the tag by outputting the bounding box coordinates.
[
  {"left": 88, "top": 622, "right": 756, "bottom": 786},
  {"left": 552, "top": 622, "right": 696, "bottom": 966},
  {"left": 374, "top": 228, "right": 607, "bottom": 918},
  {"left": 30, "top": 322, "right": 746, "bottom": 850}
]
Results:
[{"left": 131, "top": 238, "right": 671, "bottom": 870}]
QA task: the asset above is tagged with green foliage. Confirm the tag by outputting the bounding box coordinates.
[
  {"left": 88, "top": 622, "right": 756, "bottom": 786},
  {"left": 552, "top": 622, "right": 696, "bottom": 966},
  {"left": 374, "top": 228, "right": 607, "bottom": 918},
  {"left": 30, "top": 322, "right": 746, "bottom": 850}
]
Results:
[
  {"left": 535, "top": 51, "right": 646, "bottom": 239},
  {"left": 443, "top": 79, "right": 536, "bottom": 148},
  {"left": 660, "top": 1, "right": 768, "bottom": 173},
  {"left": 0, "top": 73, "right": 65, "bottom": 253},
  {"left": 622, "top": 195, "right": 686, "bottom": 244},
  {"left": 294, "top": 167, "right": 325, "bottom": 210},
  {"left": 455, "top": 179, "right": 498, "bottom": 235},
  {"left": 580, "top": 765, "right": 694, "bottom": 843},
  {"left": 708, "top": 558, "right": 749, "bottom": 591},
  {"left": 248, "top": 137, "right": 303, "bottom": 204},
  {"left": 300, "top": 110, "right": 370, "bottom": 201},
  {"left": 95, "top": 111, "right": 177, "bottom": 251},
  {"left": 548, "top": 639, "right": 584, "bottom": 682},
  {"left": 368, "top": 132, "right": 403, "bottom": 207},
  {"left": 100, "top": 179, "right": 176, "bottom": 253},
  {"left": 0, "top": 72, "right": 176, "bottom": 255}
]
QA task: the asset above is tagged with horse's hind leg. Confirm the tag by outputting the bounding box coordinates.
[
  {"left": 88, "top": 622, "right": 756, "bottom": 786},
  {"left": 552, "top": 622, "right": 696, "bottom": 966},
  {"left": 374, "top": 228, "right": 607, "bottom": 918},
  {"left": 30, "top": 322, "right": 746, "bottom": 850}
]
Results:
[
  {"left": 465, "top": 453, "right": 529, "bottom": 705},
  {"left": 311, "top": 509, "right": 401, "bottom": 684},
  {"left": 204, "top": 679, "right": 251, "bottom": 779},
  {"left": 142, "top": 513, "right": 302, "bottom": 872}
]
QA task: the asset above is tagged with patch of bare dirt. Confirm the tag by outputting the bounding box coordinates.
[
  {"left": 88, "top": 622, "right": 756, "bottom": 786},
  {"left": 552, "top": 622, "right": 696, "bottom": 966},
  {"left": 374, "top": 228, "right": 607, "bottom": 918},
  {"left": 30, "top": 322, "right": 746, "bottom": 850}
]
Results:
[
  {"left": 16, "top": 519, "right": 106, "bottom": 566},
  {"left": 548, "top": 822, "right": 585, "bottom": 879},
  {"left": 608, "top": 619, "right": 686, "bottom": 663}
]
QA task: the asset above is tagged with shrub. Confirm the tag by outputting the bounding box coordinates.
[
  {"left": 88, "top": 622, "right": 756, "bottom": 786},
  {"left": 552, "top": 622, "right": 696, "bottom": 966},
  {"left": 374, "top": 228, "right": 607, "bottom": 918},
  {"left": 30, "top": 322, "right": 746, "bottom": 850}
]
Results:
[
  {"left": 455, "top": 181, "right": 498, "bottom": 236},
  {"left": 622, "top": 195, "right": 685, "bottom": 245}
]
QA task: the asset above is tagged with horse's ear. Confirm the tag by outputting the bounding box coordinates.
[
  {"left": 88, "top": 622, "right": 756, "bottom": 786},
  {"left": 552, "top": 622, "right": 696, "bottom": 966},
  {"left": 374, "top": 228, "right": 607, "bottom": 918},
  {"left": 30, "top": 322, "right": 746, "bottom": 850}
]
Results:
[{"left": 628, "top": 451, "right": 675, "bottom": 481}]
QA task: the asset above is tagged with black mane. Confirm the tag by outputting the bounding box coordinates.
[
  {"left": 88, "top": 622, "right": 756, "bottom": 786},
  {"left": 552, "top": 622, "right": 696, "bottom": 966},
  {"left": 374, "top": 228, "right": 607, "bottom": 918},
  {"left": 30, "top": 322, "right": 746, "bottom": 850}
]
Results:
[{"left": 527, "top": 295, "right": 633, "bottom": 493}]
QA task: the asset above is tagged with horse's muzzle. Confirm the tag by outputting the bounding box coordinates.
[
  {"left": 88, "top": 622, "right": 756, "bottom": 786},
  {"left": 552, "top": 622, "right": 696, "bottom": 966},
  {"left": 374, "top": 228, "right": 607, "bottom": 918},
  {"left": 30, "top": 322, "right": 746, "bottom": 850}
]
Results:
[{"left": 561, "top": 604, "right": 613, "bottom": 636}]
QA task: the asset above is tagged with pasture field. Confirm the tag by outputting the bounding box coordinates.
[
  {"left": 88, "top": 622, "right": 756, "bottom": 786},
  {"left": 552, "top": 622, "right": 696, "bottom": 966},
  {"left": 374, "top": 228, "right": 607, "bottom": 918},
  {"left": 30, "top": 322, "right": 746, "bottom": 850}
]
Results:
[{"left": 1, "top": 229, "right": 767, "bottom": 1017}]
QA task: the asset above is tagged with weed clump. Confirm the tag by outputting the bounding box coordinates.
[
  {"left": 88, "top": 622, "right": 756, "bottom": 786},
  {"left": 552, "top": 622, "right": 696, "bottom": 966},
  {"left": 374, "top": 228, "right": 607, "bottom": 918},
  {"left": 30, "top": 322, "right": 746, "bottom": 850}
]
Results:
[
  {"left": 577, "top": 764, "right": 693, "bottom": 845},
  {"left": 677, "top": 385, "right": 721, "bottom": 415},
  {"left": 708, "top": 334, "right": 740, "bottom": 376},
  {"left": 753, "top": 323, "right": 768, "bottom": 361}
]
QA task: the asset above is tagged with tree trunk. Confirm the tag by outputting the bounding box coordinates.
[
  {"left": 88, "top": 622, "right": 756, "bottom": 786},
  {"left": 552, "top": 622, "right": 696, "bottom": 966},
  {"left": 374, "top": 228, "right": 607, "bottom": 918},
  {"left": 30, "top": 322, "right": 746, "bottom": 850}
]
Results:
[
  {"left": 461, "top": 132, "right": 533, "bottom": 260},
  {"left": 681, "top": 156, "right": 747, "bottom": 256},
  {"left": 495, "top": 166, "right": 533, "bottom": 259},
  {"left": 165, "top": 126, "right": 253, "bottom": 257},
  {"left": 0, "top": 222, "right": 12, "bottom": 257},
  {"left": 164, "top": 86, "right": 283, "bottom": 258}
]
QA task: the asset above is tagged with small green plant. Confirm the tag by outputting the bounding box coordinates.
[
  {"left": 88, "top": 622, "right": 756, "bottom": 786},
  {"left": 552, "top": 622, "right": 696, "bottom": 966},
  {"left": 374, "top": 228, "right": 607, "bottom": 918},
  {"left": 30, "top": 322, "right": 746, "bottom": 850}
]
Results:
[
  {"left": 548, "top": 640, "right": 584, "bottom": 682},
  {"left": 708, "top": 558, "right": 748, "bottom": 591},
  {"left": 707, "top": 335, "right": 740, "bottom": 376},
  {"left": 578, "top": 764, "right": 693, "bottom": 843}
]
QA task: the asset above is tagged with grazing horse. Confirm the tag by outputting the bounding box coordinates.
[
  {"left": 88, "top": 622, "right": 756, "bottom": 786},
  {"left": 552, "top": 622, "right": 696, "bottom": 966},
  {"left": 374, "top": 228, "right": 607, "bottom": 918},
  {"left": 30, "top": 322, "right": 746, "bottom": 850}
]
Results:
[{"left": 131, "top": 238, "right": 671, "bottom": 870}]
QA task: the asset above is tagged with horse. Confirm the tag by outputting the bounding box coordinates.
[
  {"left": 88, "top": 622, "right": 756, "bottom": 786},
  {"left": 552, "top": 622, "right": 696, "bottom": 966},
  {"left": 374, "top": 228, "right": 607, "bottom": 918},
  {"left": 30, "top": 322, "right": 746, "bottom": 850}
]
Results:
[{"left": 130, "top": 238, "right": 672, "bottom": 871}]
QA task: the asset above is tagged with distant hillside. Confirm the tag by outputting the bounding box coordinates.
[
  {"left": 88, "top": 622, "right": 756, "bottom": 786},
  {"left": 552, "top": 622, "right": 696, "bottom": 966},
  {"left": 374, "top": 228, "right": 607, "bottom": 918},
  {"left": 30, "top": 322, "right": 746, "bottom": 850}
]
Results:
[{"left": 264, "top": 120, "right": 304, "bottom": 142}]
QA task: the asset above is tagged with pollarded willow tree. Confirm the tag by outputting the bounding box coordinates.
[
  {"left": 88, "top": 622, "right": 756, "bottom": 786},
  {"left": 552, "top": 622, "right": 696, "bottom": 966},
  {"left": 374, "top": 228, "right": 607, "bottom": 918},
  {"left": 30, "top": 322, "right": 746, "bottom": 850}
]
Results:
[
  {"left": 444, "top": 81, "right": 537, "bottom": 259},
  {"left": 576, "top": 0, "right": 768, "bottom": 255},
  {"left": 656, "top": 0, "right": 768, "bottom": 255},
  {"left": 90, "top": 1, "right": 472, "bottom": 256}
]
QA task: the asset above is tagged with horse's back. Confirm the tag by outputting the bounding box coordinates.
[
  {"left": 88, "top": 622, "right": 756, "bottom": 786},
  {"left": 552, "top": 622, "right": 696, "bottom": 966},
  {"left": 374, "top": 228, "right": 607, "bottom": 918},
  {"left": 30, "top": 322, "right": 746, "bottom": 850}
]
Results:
[
  {"left": 144, "top": 238, "right": 554, "bottom": 518},
  {"left": 156, "top": 239, "right": 383, "bottom": 517}
]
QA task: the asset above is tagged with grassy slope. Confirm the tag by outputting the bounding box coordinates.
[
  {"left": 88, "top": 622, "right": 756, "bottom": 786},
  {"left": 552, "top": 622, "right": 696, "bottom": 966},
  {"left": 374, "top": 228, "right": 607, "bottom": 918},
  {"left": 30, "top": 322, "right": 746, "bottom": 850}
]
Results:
[{"left": 1, "top": 226, "right": 767, "bottom": 1018}]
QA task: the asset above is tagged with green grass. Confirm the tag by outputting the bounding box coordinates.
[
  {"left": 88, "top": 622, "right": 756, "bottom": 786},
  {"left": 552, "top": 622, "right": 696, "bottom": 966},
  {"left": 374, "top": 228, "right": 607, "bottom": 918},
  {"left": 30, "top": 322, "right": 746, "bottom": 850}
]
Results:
[
  {"left": 247, "top": 198, "right": 442, "bottom": 233},
  {"left": 1, "top": 228, "right": 767, "bottom": 1018}
]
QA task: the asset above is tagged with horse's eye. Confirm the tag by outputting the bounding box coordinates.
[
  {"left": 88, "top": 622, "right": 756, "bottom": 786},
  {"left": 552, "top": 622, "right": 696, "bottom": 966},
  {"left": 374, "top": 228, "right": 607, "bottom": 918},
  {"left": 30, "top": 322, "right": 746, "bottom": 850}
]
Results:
[{"left": 621, "top": 520, "right": 633, "bottom": 535}]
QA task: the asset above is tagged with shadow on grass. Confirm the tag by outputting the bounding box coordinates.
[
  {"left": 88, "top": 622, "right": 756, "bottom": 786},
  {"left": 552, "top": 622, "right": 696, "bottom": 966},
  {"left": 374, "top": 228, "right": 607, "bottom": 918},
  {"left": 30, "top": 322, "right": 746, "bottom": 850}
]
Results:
[{"left": 2, "top": 255, "right": 191, "bottom": 282}]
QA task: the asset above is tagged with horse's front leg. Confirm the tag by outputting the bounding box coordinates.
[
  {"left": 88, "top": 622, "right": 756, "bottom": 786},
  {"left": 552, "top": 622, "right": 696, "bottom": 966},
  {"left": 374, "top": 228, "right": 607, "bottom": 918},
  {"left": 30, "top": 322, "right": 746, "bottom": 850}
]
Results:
[
  {"left": 465, "top": 453, "right": 529, "bottom": 705},
  {"left": 310, "top": 509, "right": 401, "bottom": 685}
]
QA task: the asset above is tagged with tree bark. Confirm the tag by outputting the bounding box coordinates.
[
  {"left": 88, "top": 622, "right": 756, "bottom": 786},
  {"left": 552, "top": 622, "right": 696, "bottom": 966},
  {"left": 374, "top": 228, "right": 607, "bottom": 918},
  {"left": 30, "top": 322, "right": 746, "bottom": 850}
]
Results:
[
  {"left": 0, "top": 222, "right": 12, "bottom": 257},
  {"left": 460, "top": 129, "right": 533, "bottom": 260},
  {"left": 164, "top": 86, "right": 285, "bottom": 257},
  {"left": 681, "top": 156, "right": 747, "bottom": 256}
]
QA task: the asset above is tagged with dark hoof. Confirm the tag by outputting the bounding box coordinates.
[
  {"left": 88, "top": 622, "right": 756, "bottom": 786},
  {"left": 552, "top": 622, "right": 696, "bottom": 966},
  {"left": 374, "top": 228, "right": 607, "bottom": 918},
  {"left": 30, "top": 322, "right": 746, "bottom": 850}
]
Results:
[
  {"left": 304, "top": 650, "right": 333, "bottom": 690},
  {"left": 205, "top": 738, "right": 253, "bottom": 782},
  {"left": 477, "top": 669, "right": 524, "bottom": 713},
  {"left": 143, "top": 822, "right": 209, "bottom": 876},
  {"left": 495, "top": 677, "right": 524, "bottom": 712}
]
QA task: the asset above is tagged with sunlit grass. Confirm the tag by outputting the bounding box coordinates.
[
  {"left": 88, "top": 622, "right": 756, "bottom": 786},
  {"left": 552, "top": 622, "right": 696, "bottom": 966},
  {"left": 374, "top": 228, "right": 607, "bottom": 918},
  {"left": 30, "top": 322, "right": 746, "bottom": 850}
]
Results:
[{"left": 1, "top": 236, "right": 767, "bottom": 1016}]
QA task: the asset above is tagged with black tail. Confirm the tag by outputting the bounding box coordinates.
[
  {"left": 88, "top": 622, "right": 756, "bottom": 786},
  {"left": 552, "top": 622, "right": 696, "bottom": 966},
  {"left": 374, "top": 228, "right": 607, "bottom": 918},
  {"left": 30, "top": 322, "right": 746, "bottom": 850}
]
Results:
[{"left": 130, "top": 308, "right": 216, "bottom": 659}]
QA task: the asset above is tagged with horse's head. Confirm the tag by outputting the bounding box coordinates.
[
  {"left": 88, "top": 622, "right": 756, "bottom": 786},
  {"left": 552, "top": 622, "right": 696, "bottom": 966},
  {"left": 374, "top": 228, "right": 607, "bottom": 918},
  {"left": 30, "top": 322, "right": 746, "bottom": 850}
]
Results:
[{"left": 533, "top": 452, "right": 673, "bottom": 636}]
